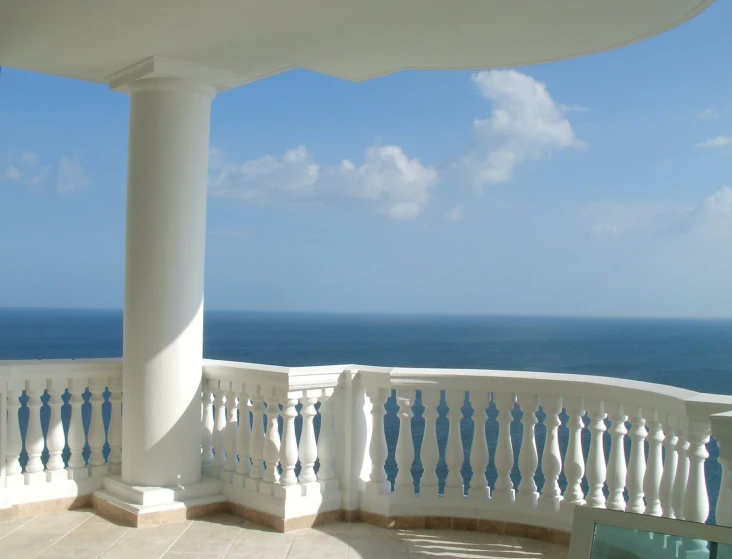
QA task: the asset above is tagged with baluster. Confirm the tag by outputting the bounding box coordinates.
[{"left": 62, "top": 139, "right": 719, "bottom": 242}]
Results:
[
  {"left": 626, "top": 407, "right": 647, "bottom": 513},
  {"left": 682, "top": 421, "right": 711, "bottom": 524},
  {"left": 4, "top": 385, "right": 23, "bottom": 487},
  {"left": 659, "top": 419, "right": 678, "bottom": 518},
  {"left": 262, "top": 397, "right": 281, "bottom": 487},
  {"left": 538, "top": 395, "right": 563, "bottom": 511},
  {"left": 87, "top": 379, "right": 107, "bottom": 476},
  {"left": 45, "top": 380, "right": 69, "bottom": 482},
  {"left": 643, "top": 411, "right": 664, "bottom": 516},
  {"left": 298, "top": 394, "right": 319, "bottom": 486},
  {"left": 278, "top": 397, "right": 299, "bottom": 490},
  {"left": 517, "top": 393, "right": 540, "bottom": 507},
  {"left": 444, "top": 390, "right": 465, "bottom": 498},
  {"left": 248, "top": 394, "right": 266, "bottom": 485},
  {"left": 419, "top": 388, "right": 440, "bottom": 496},
  {"left": 317, "top": 389, "right": 337, "bottom": 491},
  {"left": 66, "top": 379, "right": 88, "bottom": 480},
  {"left": 716, "top": 433, "right": 732, "bottom": 527},
  {"left": 234, "top": 384, "right": 251, "bottom": 484},
  {"left": 222, "top": 386, "right": 238, "bottom": 482},
  {"left": 395, "top": 389, "right": 415, "bottom": 497},
  {"left": 201, "top": 383, "right": 215, "bottom": 467},
  {"left": 562, "top": 397, "right": 586, "bottom": 511},
  {"left": 366, "top": 387, "right": 389, "bottom": 493},
  {"left": 586, "top": 401, "right": 607, "bottom": 508},
  {"left": 671, "top": 424, "right": 690, "bottom": 520},
  {"left": 468, "top": 391, "right": 490, "bottom": 502},
  {"left": 24, "top": 381, "right": 46, "bottom": 484},
  {"left": 211, "top": 383, "right": 227, "bottom": 470},
  {"left": 606, "top": 404, "right": 628, "bottom": 511},
  {"left": 493, "top": 392, "right": 516, "bottom": 503},
  {"left": 107, "top": 378, "right": 122, "bottom": 476}
]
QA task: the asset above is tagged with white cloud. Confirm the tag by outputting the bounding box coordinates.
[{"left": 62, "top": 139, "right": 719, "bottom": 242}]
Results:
[
  {"left": 1, "top": 151, "right": 48, "bottom": 188},
  {"left": 697, "top": 108, "right": 720, "bottom": 120},
  {"left": 445, "top": 205, "right": 464, "bottom": 222},
  {"left": 209, "top": 144, "right": 438, "bottom": 220},
  {"left": 455, "top": 70, "right": 584, "bottom": 189},
  {"left": 697, "top": 136, "right": 732, "bottom": 149},
  {"left": 56, "top": 155, "right": 91, "bottom": 195},
  {"left": 582, "top": 186, "right": 732, "bottom": 240}
]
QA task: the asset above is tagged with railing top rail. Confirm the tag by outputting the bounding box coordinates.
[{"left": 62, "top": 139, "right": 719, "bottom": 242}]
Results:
[{"left": 0, "top": 358, "right": 122, "bottom": 383}]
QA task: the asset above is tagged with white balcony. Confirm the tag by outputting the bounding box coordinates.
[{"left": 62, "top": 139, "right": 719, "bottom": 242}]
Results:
[{"left": 2, "top": 358, "right": 731, "bottom": 555}]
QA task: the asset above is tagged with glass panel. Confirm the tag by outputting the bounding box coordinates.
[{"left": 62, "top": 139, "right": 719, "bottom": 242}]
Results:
[{"left": 590, "top": 522, "right": 724, "bottom": 559}]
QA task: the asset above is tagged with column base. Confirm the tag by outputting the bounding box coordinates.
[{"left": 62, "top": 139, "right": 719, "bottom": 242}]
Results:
[{"left": 93, "top": 475, "right": 227, "bottom": 527}]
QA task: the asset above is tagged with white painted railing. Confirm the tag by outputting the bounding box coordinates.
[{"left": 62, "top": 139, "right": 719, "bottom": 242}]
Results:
[
  {"left": 2, "top": 358, "right": 731, "bottom": 536},
  {"left": 0, "top": 359, "right": 122, "bottom": 507}
]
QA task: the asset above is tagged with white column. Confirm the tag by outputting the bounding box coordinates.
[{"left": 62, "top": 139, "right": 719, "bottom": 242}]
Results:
[
  {"left": 538, "top": 395, "right": 563, "bottom": 512},
  {"left": 211, "top": 384, "right": 227, "bottom": 470},
  {"left": 444, "top": 390, "right": 465, "bottom": 499},
  {"left": 643, "top": 412, "right": 664, "bottom": 516},
  {"left": 298, "top": 396, "right": 319, "bottom": 485},
  {"left": 262, "top": 398, "right": 281, "bottom": 485},
  {"left": 626, "top": 408, "right": 647, "bottom": 514},
  {"left": 120, "top": 76, "right": 215, "bottom": 487},
  {"left": 366, "top": 387, "right": 390, "bottom": 493},
  {"left": 66, "top": 379, "right": 88, "bottom": 480},
  {"left": 395, "top": 390, "right": 415, "bottom": 497},
  {"left": 317, "top": 391, "right": 337, "bottom": 485},
  {"left": 711, "top": 412, "right": 732, "bottom": 527},
  {"left": 672, "top": 425, "right": 690, "bottom": 520},
  {"left": 45, "top": 380, "right": 69, "bottom": 482},
  {"left": 659, "top": 420, "right": 678, "bottom": 518},
  {"left": 468, "top": 391, "right": 490, "bottom": 502},
  {"left": 279, "top": 397, "right": 299, "bottom": 487},
  {"left": 234, "top": 386, "right": 251, "bottom": 481},
  {"left": 107, "top": 378, "right": 123, "bottom": 476},
  {"left": 493, "top": 392, "right": 516, "bottom": 503},
  {"left": 4, "top": 386, "right": 23, "bottom": 485},
  {"left": 606, "top": 404, "right": 628, "bottom": 511},
  {"left": 223, "top": 387, "right": 239, "bottom": 480},
  {"left": 88, "top": 379, "right": 108, "bottom": 476},
  {"left": 586, "top": 401, "right": 607, "bottom": 508},
  {"left": 24, "top": 381, "right": 46, "bottom": 484},
  {"left": 562, "top": 397, "right": 586, "bottom": 510},
  {"left": 682, "top": 421, "right": 710, "bottom": 524},
  {"left": 419, "top": 389, "right": 440, "bottom": 496},
  {"left": 248, "top": 395, "right": 266, "bottom": 482},
  {"left": 201, "top": 384, "right": 215, "bottom": 467},
  {"left": 517, "top": 393, "right": 539, "bottom": 508}
]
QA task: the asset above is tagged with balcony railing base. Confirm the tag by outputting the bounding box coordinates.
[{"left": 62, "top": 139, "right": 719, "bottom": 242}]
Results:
[{"left": 90, "top": 475, "right": 227, "bottom": 527}]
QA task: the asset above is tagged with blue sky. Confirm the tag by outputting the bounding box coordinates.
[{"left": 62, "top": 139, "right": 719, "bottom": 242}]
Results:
[{"left": 1, "top": 2, "right": 732, "bottom": 317}]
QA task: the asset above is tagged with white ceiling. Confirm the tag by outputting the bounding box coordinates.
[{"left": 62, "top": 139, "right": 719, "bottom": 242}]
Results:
[{"left": 0, "top": 0, "right": 714, "bottom": 87}]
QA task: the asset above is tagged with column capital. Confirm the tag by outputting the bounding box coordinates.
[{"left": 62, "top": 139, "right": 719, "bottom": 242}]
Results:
[{"left": 107, "top": 55, "right": 241, "bottom": 94}]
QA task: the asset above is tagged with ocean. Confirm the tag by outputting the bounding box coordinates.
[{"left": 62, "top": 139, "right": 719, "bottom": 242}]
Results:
[{"left": 1, "top": 308, "right": 730, "bottom": 522}]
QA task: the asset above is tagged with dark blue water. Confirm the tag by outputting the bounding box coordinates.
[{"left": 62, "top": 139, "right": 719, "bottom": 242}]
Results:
[{"left": 1, "top": 308, "right": 730, "bottom": 522}]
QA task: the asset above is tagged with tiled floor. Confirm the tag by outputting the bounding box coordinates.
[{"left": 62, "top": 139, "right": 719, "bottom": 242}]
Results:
[{"left": 0, "top": 509, "right": 569, "bottom": 559}]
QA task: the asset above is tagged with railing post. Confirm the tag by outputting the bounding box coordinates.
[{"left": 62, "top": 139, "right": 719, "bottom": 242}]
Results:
[
  {"left": 683, "top": 420, "right": 711, "bottom": 525},
  {"left": 201, "top": 381, "right": 215, "bottom": 468},
  {"left": 586, "top": 400, "right": 607, "bottom": 508},
  {"left": 261, "top": 393, "right": 281, "bottom": 490},
  {"left": 24, "top": 379, "right": 47, "bottom": 484},
  {"left": 659, "top": 416, "right": 678, "bottom": 518},
  {"left": 468, "top": 391, "right": 490, "bottom": 503},
  {"left": 66, "top": 377, "right": 89, "bottom": 481},
  {"left": 538, "top": 394, "right": 563, "bottom": 512},
  {"left": 211, "top": 381, "right": 227, "bottom": 471},
  {"left": 222, "top": 384, "right": 238, "bottom": 483},
  {"left": 233, "top": 383, "right": 250, "bottom": 485},
  {"left": 4, "top": 381, "right": 23, "bottom": 488},
  {"left": 247, "top": 393, "right": 266, "bottom": 488},
  {"left": 561, "top": 397, "right": 586, "bottom": 514},
  {"left": 419, "top": 388, "right": 440, "bottom": 497},
  {"left": 365, "top": 386, "right": 390, "bottom": 494},
  {"left": 107, "top": 376, "right": 123, "bottom": 476},
  {"left": 87, "top": 377, "right": 108, "bottom": 477},
  {"left": 643, "top": 410, "right": 664, "bottom": 516},
  {"left": 444, "top": 390, "right": 465, "bottom": 499},
  {"left": 626, "top": 406, "right": 647, "bottom": 514},
  {"left": 606, "top": 403, "right": 628, "bottom": 511},
  {"left": 671, "top": 420, "right": 690, "bottom": 520},
  {"left": 516, "top": 393, "right": 539, "bottom": 508},
  {"left": 298, "top": 393, "right": 319, "bottom": 490},
  {"left": 46, "top": 378, "right": 70, "bottom": 482},
  {"left": 711, "top": 411, "right": 732, "bottom": 527},
  {"left": 317, "top": 388, "right": 337, "bottom": 492},
  {"left": 493, "top": 392, "right": 516, "bottom": 503},
  {"left": 278, "top": 395, "right": 299, "bottom": 492},
  {"left": 394, "top": 389, "right": 415, "bottom": 498}
]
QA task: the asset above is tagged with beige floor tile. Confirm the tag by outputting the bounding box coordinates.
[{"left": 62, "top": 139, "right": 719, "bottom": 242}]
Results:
[
  {"left": 0, "top": 515, "right": 34, "bottom": 539},
  {"left": 123, "top": 521, "right": 192, "bottom": 541},
  {"left": 36, "top": 546, "right": 108, "bottom": 558},
  {"left": 165, "top": 537, "right": 234, "bottom": 558},
  {"left": 225, "top": 540, "right": 292, "bottom": 559},
  {"left": 22, "top": 511, "right": 93, "bottom": 533},
  {"left": 54, "top": 522, "right": 129, "bottom": 548}
]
